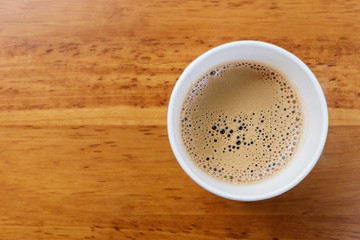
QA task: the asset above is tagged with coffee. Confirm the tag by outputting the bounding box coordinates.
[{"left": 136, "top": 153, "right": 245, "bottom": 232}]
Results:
[{"left": 180, "top": 61, "right": 304, "bottom": 184}]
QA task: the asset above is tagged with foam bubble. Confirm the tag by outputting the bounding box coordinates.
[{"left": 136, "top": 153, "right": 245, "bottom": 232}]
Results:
[{"left": 180, "top": 60, "right": 304, "bottom": 185}]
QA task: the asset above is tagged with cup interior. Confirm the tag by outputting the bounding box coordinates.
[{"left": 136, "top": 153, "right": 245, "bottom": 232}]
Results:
[{"left": 167, "top": 41, "right": 328, "bottom": 201}]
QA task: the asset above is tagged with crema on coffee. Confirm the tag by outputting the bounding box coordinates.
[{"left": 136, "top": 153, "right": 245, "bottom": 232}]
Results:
[{"left": 180, "top": 61, "right": 304, "bottom": 184}]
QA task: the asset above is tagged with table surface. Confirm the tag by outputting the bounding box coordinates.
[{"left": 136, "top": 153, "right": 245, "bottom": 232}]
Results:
[{"left": 0, "top": 0, "right": 360, "bottom": 239}]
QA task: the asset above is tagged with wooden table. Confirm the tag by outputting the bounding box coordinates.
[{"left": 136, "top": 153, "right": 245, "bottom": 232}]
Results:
[{"left": 0, "top": 0, "right": 359, "bottom": 239}]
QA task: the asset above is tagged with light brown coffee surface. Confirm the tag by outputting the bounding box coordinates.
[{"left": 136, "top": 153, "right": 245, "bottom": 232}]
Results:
[{"left": 180, "top": 61, "right": 304, "bottom": 184}]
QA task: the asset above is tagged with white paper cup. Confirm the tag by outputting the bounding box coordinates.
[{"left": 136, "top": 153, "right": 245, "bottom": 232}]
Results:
[{"left": 167, "top": 41, "right": 328, "bottom": 201}]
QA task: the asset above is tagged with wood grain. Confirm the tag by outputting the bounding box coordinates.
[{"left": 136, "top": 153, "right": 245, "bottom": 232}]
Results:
[{"left": 0, "top": 0, "right": 359, "bottom": 239}]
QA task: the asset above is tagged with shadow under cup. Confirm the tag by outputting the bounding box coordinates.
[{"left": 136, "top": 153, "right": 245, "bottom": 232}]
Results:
[{"left": 167, "top": 41, "right": 328, "bottom": 201}]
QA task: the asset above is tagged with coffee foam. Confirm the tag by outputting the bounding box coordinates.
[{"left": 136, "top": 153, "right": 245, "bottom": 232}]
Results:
[{"left": 180, "top": 61, "right": 304, "bottom": 184}]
